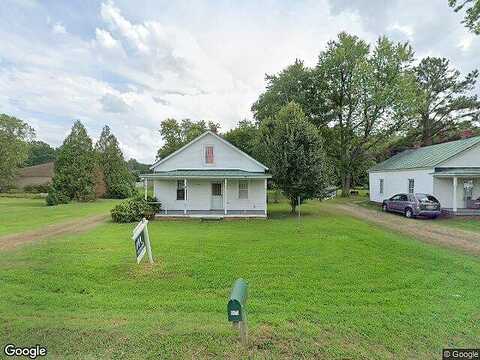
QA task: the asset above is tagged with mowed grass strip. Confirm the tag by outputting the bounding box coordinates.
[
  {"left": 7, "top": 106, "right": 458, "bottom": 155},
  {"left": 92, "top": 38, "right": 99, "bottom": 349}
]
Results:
[
  {"left": 1, "top": 201, "right": 479, "bottom": 359},
  {"left": 0, "top": 197, "right": 119, "bottom": 237}
]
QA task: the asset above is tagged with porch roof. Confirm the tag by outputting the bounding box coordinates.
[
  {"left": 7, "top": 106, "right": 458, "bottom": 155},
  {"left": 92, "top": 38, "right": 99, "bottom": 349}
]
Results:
[
  {"left": 433, "top": 168, "right": 480, "bottom": 177},
  {"left": 141, "top": 169, "right": 271, "bottom": 179}
]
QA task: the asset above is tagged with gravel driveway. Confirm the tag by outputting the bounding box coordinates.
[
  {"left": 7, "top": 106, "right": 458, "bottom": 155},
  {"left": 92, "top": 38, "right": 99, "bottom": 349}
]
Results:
[
  {"left": 329, "top": 203, "right": 480, "bottom": 255},
  {"left": 0, "top": 214, "right": 109, "bottom": 251}
]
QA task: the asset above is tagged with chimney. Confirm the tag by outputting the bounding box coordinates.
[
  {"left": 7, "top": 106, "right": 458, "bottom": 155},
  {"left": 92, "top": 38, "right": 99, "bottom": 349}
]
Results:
[{"left": 461, "top": 129, "right": 474, "bottom": 139}]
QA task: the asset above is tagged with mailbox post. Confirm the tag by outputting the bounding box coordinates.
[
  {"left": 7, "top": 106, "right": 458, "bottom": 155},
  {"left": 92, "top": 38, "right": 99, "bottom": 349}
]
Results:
[{"left": 227, "top": 278, "right": 248, "bottom": 345}]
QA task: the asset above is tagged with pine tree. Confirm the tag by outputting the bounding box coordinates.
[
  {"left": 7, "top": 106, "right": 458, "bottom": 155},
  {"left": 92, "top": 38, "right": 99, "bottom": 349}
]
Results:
[
  {"left": 47, "top": 121, "right": 96, "bottom": 205},
  {"left": 96, "top": 125, "right": 135, "bottom": 199}
]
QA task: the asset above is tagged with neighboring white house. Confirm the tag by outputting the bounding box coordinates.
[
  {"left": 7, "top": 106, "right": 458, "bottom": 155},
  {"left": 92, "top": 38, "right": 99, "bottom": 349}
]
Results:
[
  {"left": 369, "top": 136, "right": 480, "bottom": 215},
  {"left": 141, "top": 131, "right": 271, "bottom": 218}
]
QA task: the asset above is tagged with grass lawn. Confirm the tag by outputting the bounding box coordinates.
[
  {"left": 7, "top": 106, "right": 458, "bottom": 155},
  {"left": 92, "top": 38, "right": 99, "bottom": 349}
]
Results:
[
  {"left": 436, "top": 217, "right": 480, "bottom": 233},
  {"left": 1, "top": 200, "right": 479, "bottom": 359},
  {"left": 0, "top": 197, "right": 119, "bottom": 237}
]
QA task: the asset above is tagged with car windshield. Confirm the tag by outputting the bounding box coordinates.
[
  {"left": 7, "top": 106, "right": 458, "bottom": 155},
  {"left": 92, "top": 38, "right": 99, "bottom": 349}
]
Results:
[{"left": 415, "top": 193, "right": 439, "bottom": 203}]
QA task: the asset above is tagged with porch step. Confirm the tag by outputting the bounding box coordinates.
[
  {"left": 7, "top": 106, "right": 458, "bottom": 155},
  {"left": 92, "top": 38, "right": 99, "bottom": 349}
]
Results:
[{"left": 200, "top": 217, "right": 224, "bottom": 221}]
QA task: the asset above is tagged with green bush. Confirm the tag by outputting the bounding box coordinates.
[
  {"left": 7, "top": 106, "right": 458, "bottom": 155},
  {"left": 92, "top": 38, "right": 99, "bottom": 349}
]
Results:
[
  {"left": 110, "top": 196, "right": 161, "bottom": 223},
  {"left": 24, "top": 183, "right": 51, "bottom": 193},
  {"left": 46, "top": 188, "right": 70, "bottom": 206}
]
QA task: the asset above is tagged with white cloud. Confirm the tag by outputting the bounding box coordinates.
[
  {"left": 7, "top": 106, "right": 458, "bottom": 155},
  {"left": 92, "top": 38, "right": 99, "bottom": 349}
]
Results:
[
  {"left": 0, "top": 0, "right": 478, "bottom": 163},
  {"left": 52, "top": 22, "right": 66, "bottom": 35}
]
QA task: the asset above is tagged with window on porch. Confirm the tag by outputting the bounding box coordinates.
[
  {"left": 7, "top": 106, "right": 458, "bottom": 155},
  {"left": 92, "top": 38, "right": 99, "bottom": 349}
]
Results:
[
  {"left": 239, "top": 180, "right": 248, "bottom": 199},
  {"left": 379, "top": 179, "right": 384, "bottom": 194},
  {"left": 176, "top": 180, "right": 186, "bottom": 200}
]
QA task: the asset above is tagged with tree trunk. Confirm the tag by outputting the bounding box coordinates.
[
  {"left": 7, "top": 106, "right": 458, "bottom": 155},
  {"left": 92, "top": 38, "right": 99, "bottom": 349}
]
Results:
[
  {"left": 341, "top": 173, "right": 352, "bottom": 197},
  {"left": 422, "top": 116, "right": 433, "bottom": 146},
  {"left": 290, "top": 198, "right": 297, "bottom": 214}
]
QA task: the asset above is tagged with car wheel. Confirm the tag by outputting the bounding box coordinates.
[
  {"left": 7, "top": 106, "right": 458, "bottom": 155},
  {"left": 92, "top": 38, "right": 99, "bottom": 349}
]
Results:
[
  {"left": 382, "top": 204, "right": 388, "bottom": 212},
  {"left": 405, "top": 208, "right": 414, "bottom": 219}
]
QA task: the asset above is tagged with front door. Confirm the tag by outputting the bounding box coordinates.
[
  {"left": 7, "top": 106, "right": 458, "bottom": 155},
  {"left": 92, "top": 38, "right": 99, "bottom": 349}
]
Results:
[
  {"left": 464, "top": 179, "right": 474, "bottom": 208},
  {"left": 211, "top": 182, "right": 223, "bottom": 210}
]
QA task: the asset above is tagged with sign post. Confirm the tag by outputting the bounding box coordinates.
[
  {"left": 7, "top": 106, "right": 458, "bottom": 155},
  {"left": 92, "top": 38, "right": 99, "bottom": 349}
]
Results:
[{"left": 132, "top": 218, "right": 153, "bottom": 264}]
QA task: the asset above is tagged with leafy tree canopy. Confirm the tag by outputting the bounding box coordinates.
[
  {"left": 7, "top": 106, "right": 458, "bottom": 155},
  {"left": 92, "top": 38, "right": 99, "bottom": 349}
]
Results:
[
  {"left": 259, "top": 102, "right": 330, "bottom": 213},
  {"left": 449, "top": 0, "right": 480, "bottom": 34},
  {"left": 222, "top": 120, "right": 259, "bottom": 158},
  {"left": 413, "top": 56, "right": 479, "bottom": 146},
  {"left": 48, "top": 121, "right": 96, "bottom": 204},
  {"left": 96, "top": 125, "right": 135, "bottom": 199},
  {"left": 157, "top": 118, "right": 220, "bottom": 159},
  {"left": 0, "top": 114, "right": 35, "bottom": 190},
  {"left": 25, "top": 140, "right": 56, "bottom": 166}
]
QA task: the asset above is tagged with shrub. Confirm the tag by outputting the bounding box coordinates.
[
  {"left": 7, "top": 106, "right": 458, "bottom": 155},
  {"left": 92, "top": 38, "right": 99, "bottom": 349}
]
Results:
[
  {"left": 24, "top": 183, "right": 51, "bottom": 193},
  {"left": 46, "top": 188, "right": 70, "bottom": 206},
  {"left": 110, "top": 196, "right": 161, "bottom": 223}
]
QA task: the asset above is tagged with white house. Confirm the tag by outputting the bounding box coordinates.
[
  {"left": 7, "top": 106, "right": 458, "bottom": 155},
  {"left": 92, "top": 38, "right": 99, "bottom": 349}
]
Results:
[
  {"left": 141, "top": 131, "right": 271, "bottom": 218},
  {"left": 369, "top": 136, "right": 480, "bottom": 215}
]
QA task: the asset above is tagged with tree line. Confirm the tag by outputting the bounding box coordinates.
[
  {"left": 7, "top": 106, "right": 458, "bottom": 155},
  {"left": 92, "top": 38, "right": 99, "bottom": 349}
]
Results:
[
  {"left": 0, "top": 115, "right": 148, "bottom": 205},
  {"left": 157, "top": 32, "right": 479, "bottom": 210},
  {"left": 1, "top": 32, "right": 479, "bottom": 211}
]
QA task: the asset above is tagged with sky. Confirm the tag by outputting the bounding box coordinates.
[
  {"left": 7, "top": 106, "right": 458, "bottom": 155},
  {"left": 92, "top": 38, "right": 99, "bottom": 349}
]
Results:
[{"left": 0, "top": 0, "right": 478, "bottom": 163}]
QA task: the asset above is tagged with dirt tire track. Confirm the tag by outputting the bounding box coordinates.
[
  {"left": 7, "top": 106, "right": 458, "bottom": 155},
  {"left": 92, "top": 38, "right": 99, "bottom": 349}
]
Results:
[
  {"left": 329, "top": 203, "right": 480, "bottom": 255},
  {"left": 0, "top": 214, "right": 109, "bottom": 251}
]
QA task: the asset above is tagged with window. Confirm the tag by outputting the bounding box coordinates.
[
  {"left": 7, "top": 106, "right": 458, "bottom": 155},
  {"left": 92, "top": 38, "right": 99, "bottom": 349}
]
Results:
[
  {"left": 379, "top": 179, "right": 384, "bottom": 194},
  {"left": 408, "top": 179, "right": 415, "bottom": 194},
  {"left": 204, "top": 145, "right": 214, "bottom": 164},
  {"left": 238, "top": 180, "right": 248, "bottom": 199},
  {"left": 212, "top": 183, "right": 222, "bottom": 196},
  {"left": 176, "top": 180, "right": 186, "bottom": 200}
]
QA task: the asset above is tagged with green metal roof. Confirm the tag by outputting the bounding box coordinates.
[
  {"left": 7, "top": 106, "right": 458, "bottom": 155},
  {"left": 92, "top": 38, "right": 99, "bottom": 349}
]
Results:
[
  {"left": 141, "top": 169, "right": 271, "bottom": 179},
  {"left": 433, "top": 168, "right": 480, "bottom": 177},
  {"left": 370, "top": 136, "right": 480, "bottom": 172}
]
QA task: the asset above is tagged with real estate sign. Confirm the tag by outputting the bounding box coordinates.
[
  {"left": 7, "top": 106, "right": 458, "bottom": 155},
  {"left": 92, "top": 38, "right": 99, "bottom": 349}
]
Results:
[{"left": 132, "top": 218, "right": 153, "bottom": 264}]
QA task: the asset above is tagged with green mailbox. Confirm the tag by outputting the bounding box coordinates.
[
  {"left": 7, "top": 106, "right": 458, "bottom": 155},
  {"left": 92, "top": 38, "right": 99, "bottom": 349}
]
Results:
[{"left": 227, "top": 278, "right": 248, "bottom": 322}]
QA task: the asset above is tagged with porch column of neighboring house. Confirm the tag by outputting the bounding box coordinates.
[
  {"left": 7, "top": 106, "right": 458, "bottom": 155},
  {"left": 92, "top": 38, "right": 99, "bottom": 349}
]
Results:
[
  {"left": 184, "top": 178, "right": 187, "bottom": 215},
  {"left": 453, "top": 176, "right": 458, "bottom": 213},
  {"left": 264, "top": 178, "right": 267, "bottom": 216},
  {"left": 144, "top": 178, "right": 148, "bottom": 200},
  {"left": 224, "top": 178, "right": 228, "bottom": 215}
]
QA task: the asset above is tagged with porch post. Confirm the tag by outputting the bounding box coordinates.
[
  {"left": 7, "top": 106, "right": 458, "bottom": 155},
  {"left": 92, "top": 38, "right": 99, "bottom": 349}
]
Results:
[
  {"left": 184, "top": 178, "right": 187, "bottom": 215},
  {"left": 224, "top": 178, "right": 228, "bottom": 215},
  {"left": 264, "top": 178, "right": 267, "bottom": 216},
  {"left": 453, "top": 176, "right": 458, "bottom": 213},
  {"left": 144, "top": 178, "right": 148, "bottom": 200}
]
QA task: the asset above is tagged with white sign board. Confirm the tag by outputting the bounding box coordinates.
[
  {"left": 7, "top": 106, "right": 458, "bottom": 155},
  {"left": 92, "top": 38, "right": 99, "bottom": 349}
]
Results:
[{"left": 132, "top": 218, "right": 153, "bottom": 264}]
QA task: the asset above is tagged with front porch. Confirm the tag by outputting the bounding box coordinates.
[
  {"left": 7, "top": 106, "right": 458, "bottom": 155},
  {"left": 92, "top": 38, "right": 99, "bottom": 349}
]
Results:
[
  {"left": 141, "top": 170, "right": 270, "bottom": 219},
  {"left": 433, "top": 168, "right": 480, "bottom": 216}
]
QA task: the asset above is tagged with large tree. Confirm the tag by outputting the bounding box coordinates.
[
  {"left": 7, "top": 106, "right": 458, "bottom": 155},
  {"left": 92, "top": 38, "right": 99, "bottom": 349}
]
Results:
[
  {"left": 314, "top": 33, "right": 416, "bottom": 196},
  {"left": 157, "top": 118, "right": 220, "bottom": 159},
  {"left": 260, "top": 102, "right": 330, "bottom": 213},
  {"left": 25, "top": 140, "right": 56, "bottom": 166},
  {"left": 252, "top": 60, "right": 317, "bottom": 123},
  {"left": 413, "top": 56, "right": 479, "bottom": 146},
  {"left": 0, "top": 114, "right": 35, "bottom": 191},
  {"left": 48, "top": 121, "right": 96, "bottom": 204},
  {"left": 96, "top": 125, "right": 135, "bottom": 199},
  {"left": 252, "top": 33, "right": 417, "bottom": 196},
  {"left": 223, "top": 120, "right": 259, "bottom": 157},
  {"left": 449, "top": 0, "right": 480, "bottom": 34}
]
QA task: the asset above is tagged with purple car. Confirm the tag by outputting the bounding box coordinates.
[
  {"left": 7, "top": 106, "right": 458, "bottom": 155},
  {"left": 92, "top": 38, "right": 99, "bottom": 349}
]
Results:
[{"left": 382, "top": 193, "right": 441, "bottom": 219}]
